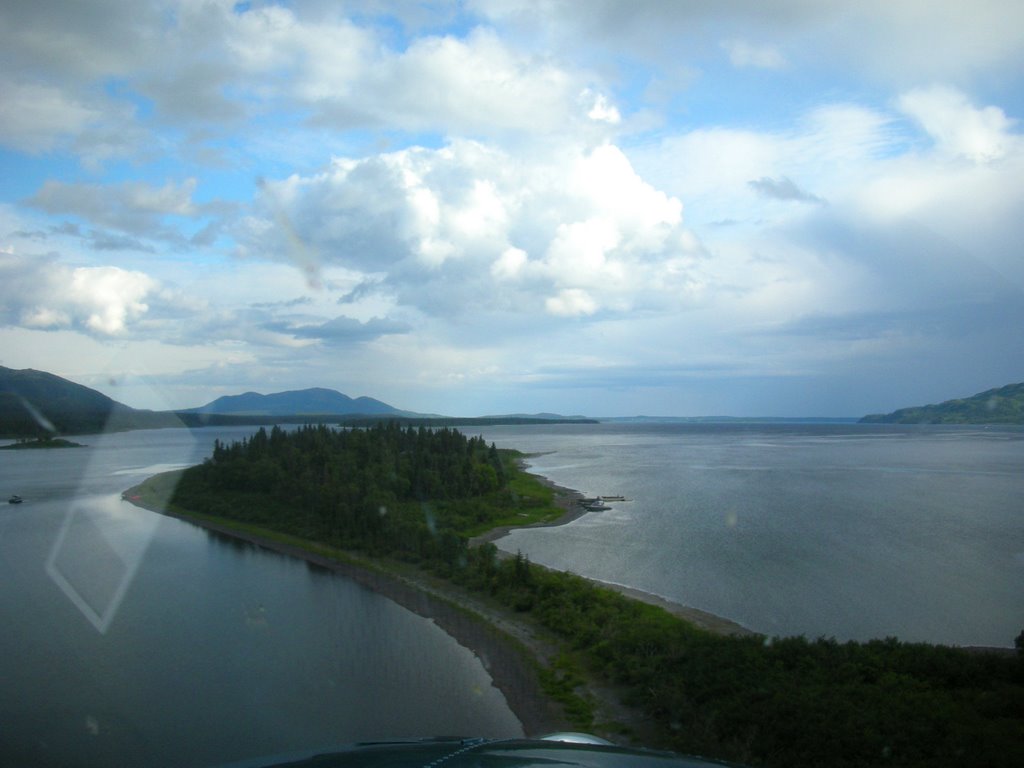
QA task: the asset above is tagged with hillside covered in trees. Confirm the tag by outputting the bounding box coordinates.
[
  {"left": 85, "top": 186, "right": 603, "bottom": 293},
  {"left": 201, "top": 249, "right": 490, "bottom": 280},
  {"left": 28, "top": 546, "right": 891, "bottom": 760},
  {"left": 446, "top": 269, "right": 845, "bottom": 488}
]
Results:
[
  {"left": 0, "top": 365, "right": 178, "bottom": 436},
  {"left": 164, "top": 424, "right": 1024, "bottom": 768},
  {"left": 861, "top": 382, "right": 1024, "bottom": 424}
]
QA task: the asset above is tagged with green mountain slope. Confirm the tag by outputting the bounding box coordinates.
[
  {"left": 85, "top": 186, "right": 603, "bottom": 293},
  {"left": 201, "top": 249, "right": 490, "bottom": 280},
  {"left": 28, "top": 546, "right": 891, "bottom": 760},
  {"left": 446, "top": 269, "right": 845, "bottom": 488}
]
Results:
[
  {"left": 0, "top": 366, "right": 177, "bottom": 436},
  {"left": 860, "top": 382, "right": 1024, "bottom": 424}
]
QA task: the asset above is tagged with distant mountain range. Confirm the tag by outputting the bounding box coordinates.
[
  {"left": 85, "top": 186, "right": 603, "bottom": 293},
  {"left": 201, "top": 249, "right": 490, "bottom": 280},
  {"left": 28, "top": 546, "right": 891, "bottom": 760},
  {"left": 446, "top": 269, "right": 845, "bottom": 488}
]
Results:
[
  {"left": 0, "top": 367, "right": 415, "bottom": 436},
  {"left": 184, "top": 387, "right": 408, "bottom": 417},
  {"left": 13, "top": 364, "right": 1017, "bottom": 436},
  {"left": 860, "top": 382, "right": 1024, "bottom": 424},
  {"left": 0, "top": 367, "right": 593, "bottom": 437}
]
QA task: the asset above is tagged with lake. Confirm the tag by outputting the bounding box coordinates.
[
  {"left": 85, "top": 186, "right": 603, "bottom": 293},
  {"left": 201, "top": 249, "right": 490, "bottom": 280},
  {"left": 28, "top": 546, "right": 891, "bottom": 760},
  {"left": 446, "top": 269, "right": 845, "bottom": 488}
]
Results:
[
  {"left": 3, "top": 421, "right": 1021, "bottom": 766},
  {"left": 0, "top": 427, "right": 521, "bottom": 768},
  {"left": 477, "top": 422, "right": 1024, "bottom": 647}
]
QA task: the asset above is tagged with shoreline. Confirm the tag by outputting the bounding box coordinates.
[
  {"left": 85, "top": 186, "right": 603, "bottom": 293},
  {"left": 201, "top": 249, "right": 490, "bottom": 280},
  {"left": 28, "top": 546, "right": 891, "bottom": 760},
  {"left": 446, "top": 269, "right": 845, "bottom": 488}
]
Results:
[
  {"left": 473, "top": 459, "right": 755, "bottom": 638},
  {"left": 123, "top": 459, "right": 1015, "bottom": 753},
  {"left": 122, "top": 459, "right": 753, "bottom": 742},
  {"left": 124, "top": 474, "right": 567, "bottom": 737}
]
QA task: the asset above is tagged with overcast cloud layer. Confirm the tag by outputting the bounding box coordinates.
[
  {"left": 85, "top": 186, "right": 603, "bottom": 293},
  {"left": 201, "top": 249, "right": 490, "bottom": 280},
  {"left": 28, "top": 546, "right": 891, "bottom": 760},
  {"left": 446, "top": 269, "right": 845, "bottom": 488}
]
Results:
[{"left": 1, "top": 0, "right": 1022, "bottom": 416}]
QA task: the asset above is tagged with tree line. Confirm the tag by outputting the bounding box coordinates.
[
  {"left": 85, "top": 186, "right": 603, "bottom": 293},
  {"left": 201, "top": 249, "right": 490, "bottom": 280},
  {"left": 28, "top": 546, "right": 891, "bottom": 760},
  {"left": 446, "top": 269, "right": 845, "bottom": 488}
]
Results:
[
  {"left": 172, "top": 423, "right": 508, "bottom": 567},
  {"left": 171, "top": 423, "right": 1024, "bottom": 767}
]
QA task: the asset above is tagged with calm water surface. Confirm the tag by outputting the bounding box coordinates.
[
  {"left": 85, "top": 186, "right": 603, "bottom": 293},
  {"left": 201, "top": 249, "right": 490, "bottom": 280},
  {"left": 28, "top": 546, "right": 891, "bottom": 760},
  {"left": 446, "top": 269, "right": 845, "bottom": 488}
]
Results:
[
  {"left": 3, "top": 422, "right": 1021, "bottom": 766},
  {"left": 0, "top": 427, "right": 520, "bottom": 767},
  {"left": 478, "top": 423, "right": 1024, "bottom": 647}
]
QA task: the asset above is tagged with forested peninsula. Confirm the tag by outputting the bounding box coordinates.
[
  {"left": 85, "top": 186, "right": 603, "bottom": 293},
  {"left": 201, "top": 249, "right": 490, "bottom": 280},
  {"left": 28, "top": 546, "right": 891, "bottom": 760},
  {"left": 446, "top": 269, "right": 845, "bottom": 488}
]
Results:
[{"left": 130, "top": 423, "right": 1024, "bottom": 768}]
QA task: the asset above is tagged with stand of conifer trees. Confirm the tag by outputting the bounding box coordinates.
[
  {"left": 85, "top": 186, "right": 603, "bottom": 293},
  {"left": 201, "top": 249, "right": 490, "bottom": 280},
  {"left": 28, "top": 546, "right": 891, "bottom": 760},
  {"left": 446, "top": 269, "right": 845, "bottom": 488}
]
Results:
[{"left": 172, "top": 423, "right": 1024, "bottom": 768}]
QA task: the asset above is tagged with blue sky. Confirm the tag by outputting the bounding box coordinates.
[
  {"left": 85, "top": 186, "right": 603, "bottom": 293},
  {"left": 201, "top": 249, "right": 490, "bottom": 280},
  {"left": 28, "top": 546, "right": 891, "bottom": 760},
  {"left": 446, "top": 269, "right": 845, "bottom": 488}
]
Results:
[{"left": 1, "top": 1, "right": 1022, "bottom": 416}]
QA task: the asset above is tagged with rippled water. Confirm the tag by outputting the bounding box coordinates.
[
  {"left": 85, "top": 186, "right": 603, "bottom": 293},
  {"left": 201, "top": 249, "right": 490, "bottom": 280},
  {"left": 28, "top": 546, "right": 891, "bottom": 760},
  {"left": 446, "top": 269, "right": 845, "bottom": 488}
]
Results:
[
  {"left": 0, "top": 427, "right": 520, "bottom": 767},
  {"left": 478, "top": 423, "right": 1024, "bottom": 647},
  {"left": 2, "top": 421, "right": 1020, "bottom": 766}
]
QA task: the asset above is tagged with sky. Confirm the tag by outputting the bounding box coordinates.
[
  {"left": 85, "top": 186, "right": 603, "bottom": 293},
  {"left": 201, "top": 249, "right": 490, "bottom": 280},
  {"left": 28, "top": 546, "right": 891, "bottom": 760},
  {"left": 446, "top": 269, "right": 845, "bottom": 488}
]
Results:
[{"left": 1, "top": 0, "right": 1023, "bottom": 417}]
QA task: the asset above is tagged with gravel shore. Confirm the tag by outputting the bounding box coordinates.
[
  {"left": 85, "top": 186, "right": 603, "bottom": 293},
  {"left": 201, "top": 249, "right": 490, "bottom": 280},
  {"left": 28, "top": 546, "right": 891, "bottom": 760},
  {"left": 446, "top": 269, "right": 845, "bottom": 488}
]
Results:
[
  {"left": 125, "top": 476, "right": 568, "bottom": 735},
  {"left": 125, "top": 462, "right": 752, "bottom": 743},
  {"left": 472, "top": 461, "right": 754, "bottom": 637}
]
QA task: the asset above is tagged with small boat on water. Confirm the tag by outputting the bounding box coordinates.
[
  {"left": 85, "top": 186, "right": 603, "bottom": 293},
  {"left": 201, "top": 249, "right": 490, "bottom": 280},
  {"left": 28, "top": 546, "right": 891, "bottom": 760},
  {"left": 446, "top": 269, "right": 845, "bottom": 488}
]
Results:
[
  {"left": 8, "top": 495, "right": 23, "bottom": 504},
  {"left": 577, "top": 494, "right": 631, "bottom": 510}
]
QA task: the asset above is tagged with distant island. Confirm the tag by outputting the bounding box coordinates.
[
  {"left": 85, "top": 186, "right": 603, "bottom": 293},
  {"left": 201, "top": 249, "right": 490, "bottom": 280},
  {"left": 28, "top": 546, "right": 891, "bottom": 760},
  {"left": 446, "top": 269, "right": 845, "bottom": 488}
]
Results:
[
  {"left": 0, "top": 437, "right": 84, "bottom": 450},
  {"left": 861, "top": 381, "right": 1024, "bottom": 424}
]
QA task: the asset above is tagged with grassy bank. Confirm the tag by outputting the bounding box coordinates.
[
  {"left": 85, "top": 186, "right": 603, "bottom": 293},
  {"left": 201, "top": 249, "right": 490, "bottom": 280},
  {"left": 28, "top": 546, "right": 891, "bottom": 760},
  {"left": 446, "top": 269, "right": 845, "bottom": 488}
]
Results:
[{"left": 126, "top": 425, "right": 1024, "bottom": 767}]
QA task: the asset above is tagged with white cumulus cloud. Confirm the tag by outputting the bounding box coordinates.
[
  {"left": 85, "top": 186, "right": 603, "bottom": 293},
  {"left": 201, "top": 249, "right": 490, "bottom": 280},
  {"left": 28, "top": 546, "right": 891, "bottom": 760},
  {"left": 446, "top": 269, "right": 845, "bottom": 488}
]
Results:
[
  {"left": 545, "top": 288, "right": 598, "bottom": 317},
  {"left": 491, "top": 246, "right": 528, "bottom": 280},
  {"left": 897, "top": 85, "right": 1017, "bottom": 163},
  {"left": 241, "top": 139, "right": 696, "bottom": 320},
  {"left": 67, "top": 266, "right": 156, "bottom": 334},
  {"left": 1, "top": 252, "right": 158, "bottom": 335}
]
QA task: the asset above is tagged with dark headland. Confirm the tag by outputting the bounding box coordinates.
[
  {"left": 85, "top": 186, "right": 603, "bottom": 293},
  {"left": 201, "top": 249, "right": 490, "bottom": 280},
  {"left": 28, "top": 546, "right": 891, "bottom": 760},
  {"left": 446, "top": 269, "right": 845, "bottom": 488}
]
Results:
[{"left": 861, "top": 381, "right": 1024, "bottom": 424}]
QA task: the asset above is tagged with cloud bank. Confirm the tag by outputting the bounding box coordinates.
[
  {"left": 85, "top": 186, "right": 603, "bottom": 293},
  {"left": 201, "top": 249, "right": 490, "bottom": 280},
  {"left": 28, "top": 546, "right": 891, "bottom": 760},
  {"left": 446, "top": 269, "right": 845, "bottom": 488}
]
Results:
[{"left": 0, "top": 1, "right": 1022, "bottom": 415}]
